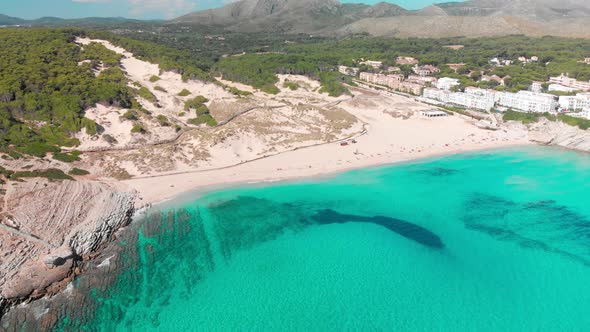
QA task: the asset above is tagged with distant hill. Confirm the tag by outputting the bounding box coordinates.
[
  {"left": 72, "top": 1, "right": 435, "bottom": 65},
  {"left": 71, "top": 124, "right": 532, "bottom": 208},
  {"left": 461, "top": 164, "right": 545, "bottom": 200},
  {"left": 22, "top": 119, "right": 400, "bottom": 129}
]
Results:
[
  {"left": 437, "top": 0, "right": 590, "bottom": 19},
  {"left": 173, "top": 0, "right": 409, "bottom": 33},
  {"left": 0, "top": 15, "right": 157, "bottom": 27},
  {"left": 0, "top": 14, "right": 26, "bottom": 26},
  {"left": 172, "top": 0, "right": 590, "bottom": 38}
]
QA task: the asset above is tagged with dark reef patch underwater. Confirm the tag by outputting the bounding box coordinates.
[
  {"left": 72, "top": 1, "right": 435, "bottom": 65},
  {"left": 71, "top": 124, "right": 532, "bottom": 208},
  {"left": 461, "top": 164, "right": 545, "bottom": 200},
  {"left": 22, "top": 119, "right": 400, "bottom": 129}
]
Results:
[{"left": 3, "top": 146, "right": 590, "bottom": 331}]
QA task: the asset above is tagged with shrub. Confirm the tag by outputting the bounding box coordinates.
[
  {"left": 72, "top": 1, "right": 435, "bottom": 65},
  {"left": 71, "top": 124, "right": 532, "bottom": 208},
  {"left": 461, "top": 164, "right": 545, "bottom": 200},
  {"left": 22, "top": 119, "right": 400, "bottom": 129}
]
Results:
[
  {"left": 195, "top": 104, "right": 210, "bottom": 116},
  {"left": 69, "top": 168, "right": 90, "bottom": 176},
  {"left": 184, "top": 96, "right": 209, "bottom": 111},
  {"left": 177, "top": 89, "right": 191, "bottom": 97},
  {"left": 131, "top": 123, "right": 146, "bottom": 134},
  {"left": 53, "top": 150, "right": 81, "bottom": 163},
  {"left": 154, "top": 86, "right": 167, "bottom": 93},
  {"left": 188, "top": 114, "right": 217, "bottom": 126},
  {"left": 136, "top": 87, "right": 157, "bottom": 102},
  {"left": 81, "top": 118, "right": 98, "bottom": 136},
  {"left": 122, "top": 110, "right": 138, "bottom": 121},
  {"left": 261, "top": 84, "right": 280, "bottom": 95},
  {"left": 12, "top": 168, "right": 73, "bottom": 181},
  {"left": 559, "top": 114, "right": 590, "bottom": 130},
  {"left": 228, "top": 87, "right": 252, "bottom": 96},
  {"left": 283, "top": 81, "right": 299, "bottom": 91},
  {"left": 149, "top": 75, "right": 161, "bottom": 82},
  {"left": 503, "top": 110, "right": 542, "bottom": 124},
  {"left": 156, "top": 115, "right": 171, "bottom": 126},
  {"left": 18, "top": 142, "right": 60, "bottom": 158}
]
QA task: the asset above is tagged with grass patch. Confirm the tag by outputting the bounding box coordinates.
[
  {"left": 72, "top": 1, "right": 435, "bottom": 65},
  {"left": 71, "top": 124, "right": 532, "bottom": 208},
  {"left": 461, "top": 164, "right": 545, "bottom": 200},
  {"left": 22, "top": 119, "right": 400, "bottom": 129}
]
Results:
[
  {"left": 177, "top": 89, "right": 191, "bottom": 97},
  {"left": 136, "top": 87, "right": 157, "bottom": 103},
  {"left": 12, "top": 168, "right": 73, "bottom": 181},
  {"left": 53, "top": 150, "right": 81, "bottom": 163},
  {"left": 188, "top": 114, "right": 217, "bottom": 127},
  {"left": 131, "top": 123, "right": 146, "bottom": 134},
  {"left": 69, "top": 168, "right": 90, "bottom": 176},
  {"left": 559, "top": 114, "right": 590, "bottom": 130},
  {"left": 156, "top": 115, "right": 171, "bottom": 126},
  {"left": 283, "top": 81, "right": 299, "bottom": 91}
]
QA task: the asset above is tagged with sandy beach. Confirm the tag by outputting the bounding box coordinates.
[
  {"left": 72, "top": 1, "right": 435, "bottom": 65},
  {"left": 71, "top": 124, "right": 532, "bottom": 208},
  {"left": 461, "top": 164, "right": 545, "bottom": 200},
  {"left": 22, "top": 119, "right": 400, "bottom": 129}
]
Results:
[{"left": 123, "top": 90, "right": 531, "bottom": 205}]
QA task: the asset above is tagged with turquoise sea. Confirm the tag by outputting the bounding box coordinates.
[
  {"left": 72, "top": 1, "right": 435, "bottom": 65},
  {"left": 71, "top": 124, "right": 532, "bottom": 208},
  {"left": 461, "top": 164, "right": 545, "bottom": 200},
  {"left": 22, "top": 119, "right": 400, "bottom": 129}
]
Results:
[{"left": 57, "top": 146, "right": 590, "bottom": 331}]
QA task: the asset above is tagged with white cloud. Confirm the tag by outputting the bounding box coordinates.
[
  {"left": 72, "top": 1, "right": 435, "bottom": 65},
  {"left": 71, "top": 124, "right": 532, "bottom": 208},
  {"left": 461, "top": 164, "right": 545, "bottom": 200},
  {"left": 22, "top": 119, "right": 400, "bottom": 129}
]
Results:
[{"left": 127, "top": 0, "right": 197, "bottom": 18}]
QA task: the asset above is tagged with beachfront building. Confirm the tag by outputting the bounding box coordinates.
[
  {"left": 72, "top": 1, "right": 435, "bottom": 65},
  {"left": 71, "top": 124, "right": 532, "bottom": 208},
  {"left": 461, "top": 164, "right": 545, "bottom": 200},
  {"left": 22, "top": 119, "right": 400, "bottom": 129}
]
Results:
[
  {"left": 559, "top": 93, "right": 590, "bottom": 111},
  {"left": 412, "top": 65, "right": 440, "bottom": 77},
  {"left": 359, "top": 72, "right": 403, "bottom": 88},
  {"left": 422, "top": 87, "right": 495, "bottom": 111},
  {"left": 421, "top": 110, "right": 448, "bottom": 118},
  {"left": 497, "top": 91, "right": 558, "bottom": 113},
  {"left": 548, "top": 84, "right": 578, "bottom": 93},
  {"left": 449, "top": 88, "right": 496, "bottom": 111},
  {"left": 549, "top": 74, "right": 590, "bottom": 91},
  {"left": 436, "top": 77, "right": 460, "bottom": 91},
  {"left": 396, "top": 82, "right": 423, "bottom": 95},
  {"left": 338, "top": 66, "right": 359, "bottom": 76},
  {"left": 407, "top": 75, "right": 437, "bottom": 86},
  {"left": 423, "top": 88, "right": 450, "bottom": 103},
  {"left": 359, "top": 60, "right": 383, "bottom": 69}
]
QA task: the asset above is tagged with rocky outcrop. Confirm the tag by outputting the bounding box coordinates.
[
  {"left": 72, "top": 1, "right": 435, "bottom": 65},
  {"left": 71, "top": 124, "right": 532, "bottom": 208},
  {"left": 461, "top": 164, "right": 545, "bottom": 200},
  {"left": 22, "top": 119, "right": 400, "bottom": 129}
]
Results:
[
  {"left": 0, "top": 179, "right": 135, "bottom": 308},
  {"left": 528, "top": 119, "right": 590, "bottom": 152}
]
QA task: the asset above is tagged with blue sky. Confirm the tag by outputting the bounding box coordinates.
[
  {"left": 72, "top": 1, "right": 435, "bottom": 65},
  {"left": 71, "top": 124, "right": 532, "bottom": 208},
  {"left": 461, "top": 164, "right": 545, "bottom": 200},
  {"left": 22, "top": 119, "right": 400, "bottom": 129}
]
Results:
[{"left": 3, "top": 0, "right": 462, "bottom": 20}]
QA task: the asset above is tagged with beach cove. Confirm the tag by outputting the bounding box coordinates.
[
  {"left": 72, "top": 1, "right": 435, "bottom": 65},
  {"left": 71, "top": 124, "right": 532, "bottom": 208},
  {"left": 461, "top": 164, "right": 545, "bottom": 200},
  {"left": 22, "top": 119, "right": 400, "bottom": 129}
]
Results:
[{"left": 5, "top": 146, "right": 590, "bottom": 331}]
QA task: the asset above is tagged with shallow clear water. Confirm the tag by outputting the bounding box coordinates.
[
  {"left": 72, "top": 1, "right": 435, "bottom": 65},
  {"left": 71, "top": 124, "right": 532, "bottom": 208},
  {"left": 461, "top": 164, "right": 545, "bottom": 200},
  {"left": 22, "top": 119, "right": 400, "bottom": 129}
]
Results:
[{"left": 60, "top": 146, "right": 590, "bottom": 331}]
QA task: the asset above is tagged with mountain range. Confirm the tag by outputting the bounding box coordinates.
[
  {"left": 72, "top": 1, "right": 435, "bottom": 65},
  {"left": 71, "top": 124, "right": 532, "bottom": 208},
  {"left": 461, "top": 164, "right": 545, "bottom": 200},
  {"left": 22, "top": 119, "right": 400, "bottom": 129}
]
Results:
[
  {"left": 0, "top": 14, "right": 155, "bottom": 27},
  {"left": 173, "top": 0, "right": 590, "bottom": 38},
  {"left": 2, "top": 0, "right": 590, "bottom": 38}
]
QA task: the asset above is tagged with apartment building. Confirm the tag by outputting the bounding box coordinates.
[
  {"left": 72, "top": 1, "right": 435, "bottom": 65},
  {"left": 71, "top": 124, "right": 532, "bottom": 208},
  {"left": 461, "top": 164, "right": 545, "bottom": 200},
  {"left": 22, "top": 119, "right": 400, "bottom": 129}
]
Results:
[
  {"left": 549, "top": 74, "right": 590, "bottom": 91},
  {"left": 412, "top": 65, "right": 440, "bottom": 77},
  {"left": 423, "top": 87, "right": 495, "bottom": 111},
  {"left": 559, "top": 93, "right": 590, "bottom": 111},
  {"left": 497, "top": 91, "right": 558, "bottom": 113},
  {"left": 338, "top": 66, "right": 359, "bottom": 76},
  {"left": 436, "top": 77, "right": 460, "bottom": 91}
]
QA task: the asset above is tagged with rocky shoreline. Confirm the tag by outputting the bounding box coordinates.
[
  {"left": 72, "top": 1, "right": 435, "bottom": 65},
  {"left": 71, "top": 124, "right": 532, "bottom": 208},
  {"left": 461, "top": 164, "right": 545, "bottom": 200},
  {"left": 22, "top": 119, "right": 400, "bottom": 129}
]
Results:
[{"left": 0, "top": 180, "right": 136, "bottom": 327}]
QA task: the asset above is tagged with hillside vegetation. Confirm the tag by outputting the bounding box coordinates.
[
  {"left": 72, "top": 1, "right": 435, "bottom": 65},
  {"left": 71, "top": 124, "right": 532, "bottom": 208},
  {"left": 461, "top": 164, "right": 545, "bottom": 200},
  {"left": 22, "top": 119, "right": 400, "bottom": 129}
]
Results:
[{"left": 0, "top": 29, "right": 135, "bottom": 157}]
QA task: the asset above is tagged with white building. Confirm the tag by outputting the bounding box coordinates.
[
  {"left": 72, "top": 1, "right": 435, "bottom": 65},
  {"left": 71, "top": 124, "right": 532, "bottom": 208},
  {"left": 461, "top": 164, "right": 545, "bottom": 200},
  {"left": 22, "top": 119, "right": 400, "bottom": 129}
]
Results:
[
  {"left": 497, "top": 91, "right": 558, "bottom": 113},
  {"left": 436, "top": 77, "right": 460, "bottom": 91},
  {"left": 559, "top": 93, "right": 590, "bottom": 111},
  {"left": 359, "top": 72, "right": 403, "bottom": 88},
  {"left": 359, "top": 60, "right": 383, "bottom": 69},
  {"left": 530, "top": 81, "right": 543, "bottom": 93},
  {"left": 548, "top": 84, "right": 578, "bottom": 93},
  {"left": 549, "top": 74, "right": 590, "bottom": 91},
  {"left": 338, "top": 66, "right": 359, "bottom": 76},
  {"left": 449, "top": 88, "right": 496, "bottom": 111},
  {"left": 423, "top": 88, "right": 451, "bottom": 103},
  {"left": 422, "top": 87, "right": 495, "bottom": 111}
]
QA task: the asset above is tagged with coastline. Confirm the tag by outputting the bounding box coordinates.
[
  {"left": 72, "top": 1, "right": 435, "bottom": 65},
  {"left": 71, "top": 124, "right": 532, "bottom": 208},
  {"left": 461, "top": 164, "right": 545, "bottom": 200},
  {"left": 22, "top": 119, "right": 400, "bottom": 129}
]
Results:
[{"left": 125, "top": 139, "right": 533, "bottom": 209}]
